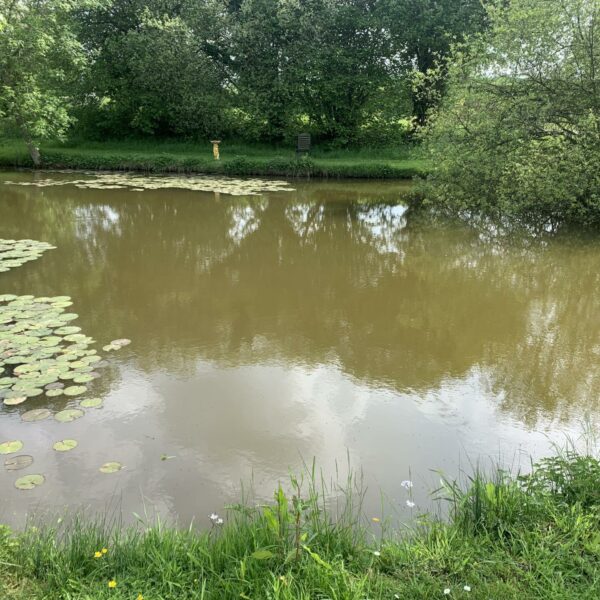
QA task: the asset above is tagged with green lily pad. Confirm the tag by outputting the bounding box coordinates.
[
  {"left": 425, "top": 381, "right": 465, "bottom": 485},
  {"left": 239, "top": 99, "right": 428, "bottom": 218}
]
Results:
[
  {"left": 4, "top": 454, "right": 34, "bottom": 471},
  {"left": 63, "top": 385, "right": 87, "bottom": 396},
  {"left": 0, "top": 440, "right": 23, "bottom": 454},
  {"left": 46, "top": 388, "right": 63, "bottom": 397},
  {"left": 55, "top": 409, "right": 84, "bottom": 423},
  {"left": 53, "top": 439, "right": 78, "bottom": 452},
  {"left": 15, "top": 474, "right": 45, "bottom": 490},
  {"left": 99, "top": 461, "right": 123, "bottom": 474},
  {"left": 22, "top": 408, "right": 51, "bottom": 422},
  {"left": 80, "top": 397, "right": 103, "bottom": 409},
  {"left": 3, "top": 395, "right": 27, "bottom": 405}
]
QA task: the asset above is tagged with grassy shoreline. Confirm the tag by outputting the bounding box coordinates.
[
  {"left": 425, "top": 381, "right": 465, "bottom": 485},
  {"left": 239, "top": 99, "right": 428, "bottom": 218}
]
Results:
[
  {"left": 0, "top": 139, "right": 428, "bottom": 179},
  {"left": 2, "top": 449, "right": 600, "bottom": 599}
]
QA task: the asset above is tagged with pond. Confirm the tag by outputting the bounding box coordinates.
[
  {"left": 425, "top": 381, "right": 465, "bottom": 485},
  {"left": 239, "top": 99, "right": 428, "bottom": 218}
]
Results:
[{"left": 1, "top": 170, "right": 599, "bottom": 528}]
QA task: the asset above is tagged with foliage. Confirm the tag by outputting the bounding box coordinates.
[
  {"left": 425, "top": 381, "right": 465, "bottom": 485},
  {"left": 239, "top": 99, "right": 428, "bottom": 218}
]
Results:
[
  {"left": 423, "top": 0, "right": 600, "bottom": 227},
  {"left": 0, "top": 138, "right": 428, "bottom": 178},
  {"left": 0, "top": 0, "right": 90, "bottom": 164},
  {"left": 2, "top": 451, "right": 600, "bottom": 598}
]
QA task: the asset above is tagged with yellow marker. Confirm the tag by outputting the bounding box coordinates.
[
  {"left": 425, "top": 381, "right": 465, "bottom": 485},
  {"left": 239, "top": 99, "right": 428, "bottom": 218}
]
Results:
[{"left": 210, "top": 140, "right": 221, "bottom": 160}]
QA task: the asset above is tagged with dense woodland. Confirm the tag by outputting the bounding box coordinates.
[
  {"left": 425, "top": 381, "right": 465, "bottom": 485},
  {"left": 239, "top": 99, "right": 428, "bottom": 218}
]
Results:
[
  {"left": 2, "top": 0, "right": 600, "bottom": 225},
  {"left": 0, "top": 0, "right": 487, "bottom": 146}
]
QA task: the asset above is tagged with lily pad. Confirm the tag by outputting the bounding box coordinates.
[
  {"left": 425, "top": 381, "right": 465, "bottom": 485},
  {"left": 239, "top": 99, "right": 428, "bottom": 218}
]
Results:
[
  {"left": 99, "top": 461, "right": 123, "bottom": 474},
  {"left": 22, "top": 408, "right": 51, "bottom": 422},
  {"left": 0, "top": 440, "right": 23, "bottom": 454},
  {"left": 46, "top": 388, "right": 63, "bottom": 397},
  {"left": 4, "top": 454, "right": 34, "bottom": 471},
  {"left": 55, "top": 409, "right": 84, "bottom": 423},
  {"left": 3, "top": 395, "right": 27, "bottom": 405},
  {"left": 63, "top": 385, "right": 87, "bottom": 396},
  {"left": 53, "top": 439, "right": 78, "bottom": 452},
  {"left": 15, "top": 474, "right": 45, "bottom": 490},
  {"left": 79, "top": 397, "right": 103, "bottom": 409}
]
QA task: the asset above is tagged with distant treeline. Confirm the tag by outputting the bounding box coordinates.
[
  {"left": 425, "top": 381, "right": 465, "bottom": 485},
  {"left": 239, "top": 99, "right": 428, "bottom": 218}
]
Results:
[{"left": 0, "top": 0, "right": 487, "bottom": 146}]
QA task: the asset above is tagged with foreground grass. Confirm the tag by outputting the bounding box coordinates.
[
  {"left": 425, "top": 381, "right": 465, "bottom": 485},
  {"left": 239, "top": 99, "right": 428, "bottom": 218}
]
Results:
[
  {"left": 0, "top": 138, "right": 428, "bottom": 179},
  {"left": 2, "top": 450, "right": 600, "bottom": 599}
]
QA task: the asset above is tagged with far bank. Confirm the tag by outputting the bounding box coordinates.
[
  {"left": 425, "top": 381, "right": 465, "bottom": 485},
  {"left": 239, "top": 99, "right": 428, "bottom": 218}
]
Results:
[{"left": 0, "top": 139, "right": 428, "bottom": 180}]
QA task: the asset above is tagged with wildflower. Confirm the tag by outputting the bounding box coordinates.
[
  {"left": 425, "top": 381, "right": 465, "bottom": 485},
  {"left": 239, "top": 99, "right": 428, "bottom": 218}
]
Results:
[
  {"left": 101, "top": 548, "right": 108, "bottom": 554},
  {"left": 216, "top": 518, "right": 224, "bottom": 525},
  {"left": 372, "top": 517, "right": 381, "bottom": 523},
  {"left": 400, "top": 480, "right": 413, "bottom": 489},
  {"left": 463, "top": 585, "right": 471, "bottom": 592},
  {"left": 108, "top": 580, "right": 117, "bottom": 588},
  {"left": 94, "top": 551, "right": 102, "bottom": 559},
  {"left": 209, "top": 513, "right": 219, "bottom": 521},
  {"left": 137, "top": 595, "right": 144, "bottom": 600},
  {"left": 406, "top": 500, "right": 416, "bottom": 508},
  {"left": 373, "top": 550, "right": 381, "bottom": 557},
  {"left": 443, "top": 589, "right": 451, "bottom": 595}
]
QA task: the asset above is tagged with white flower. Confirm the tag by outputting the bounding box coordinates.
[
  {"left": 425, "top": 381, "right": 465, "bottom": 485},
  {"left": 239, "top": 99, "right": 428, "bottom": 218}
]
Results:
[
  {"left": 443, "top": 589, "right": 451, "bottom": 596},
  {"left": 463, "top": 585, "right": 471, "bottom": 592},
  {"left": 216, "top": 518, "right": 224, "bottom": 525},
  {"left": 209, "top": 513, "right": 219, "bottom": 521},
  {"left": 406, "top": 500, "right": 416, "bottom": 508},
  {"left": 400, "top": 480, "right": 413, "bottom": 489},
  {"left": 373, "top": 550, "right": 381, "bottom": 557},
  {"left": 394, "top": 595, "right": 400, "bottom": 599}
]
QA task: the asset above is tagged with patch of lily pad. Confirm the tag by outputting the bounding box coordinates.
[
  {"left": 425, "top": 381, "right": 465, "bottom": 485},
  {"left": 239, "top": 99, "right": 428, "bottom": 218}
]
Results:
[
  {"left": 53, "top": 439, "right": 78, "bottom": 452},
  {"left": 4, "top": 454, "right": 33, "bottom": 471},
  {"left": 15, "top": 473, "right": 45, "bottom": 490},
  {"left": 80, "top": 397, "right": 102, "bottom": 408},
  {"left": 55, "top": 408, "right": 84, "bottom": 423},
  {"left": 99, "top": 461, "right": 122, "bottom": 473},
  {"left": 3, "top": 172, "right": 295, "bottom": 196},
  {"left": 0, "top": 239, "right": 55, "bottom": 273},
  {"left": 0, "top": 295, "right": 101, "bottom": 408},
  {"left": 103, "top": 338, "right": 131, "bottom": 352},
  {"left": 0, "top": 440, "right": 23, "bottom": 454}
]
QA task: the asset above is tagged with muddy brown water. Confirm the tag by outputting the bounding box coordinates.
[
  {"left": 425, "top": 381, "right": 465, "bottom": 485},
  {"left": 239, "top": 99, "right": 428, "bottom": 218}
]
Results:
[{"left": 1, "top": 170, "right": 599, "bottom": 528}]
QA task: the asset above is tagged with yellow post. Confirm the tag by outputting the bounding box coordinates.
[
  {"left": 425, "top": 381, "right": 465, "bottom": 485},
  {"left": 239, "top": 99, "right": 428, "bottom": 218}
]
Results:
[{"left": 210, "top": 140, "right": 221, "bottom": 160}]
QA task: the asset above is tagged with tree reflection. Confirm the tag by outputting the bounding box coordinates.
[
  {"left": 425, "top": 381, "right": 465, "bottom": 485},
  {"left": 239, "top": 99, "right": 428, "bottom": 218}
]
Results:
[{"left": 2, "top": 177, "right": 599, "bottom": 427}]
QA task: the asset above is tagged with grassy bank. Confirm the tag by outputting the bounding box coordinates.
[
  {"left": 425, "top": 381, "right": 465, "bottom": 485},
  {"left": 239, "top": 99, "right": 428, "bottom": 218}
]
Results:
[
  {"left": 2, "top": 449, "right": 600, "bottom": 599},
  {"left": 0, "top": 139, "right": 428, "bottom": 179}
]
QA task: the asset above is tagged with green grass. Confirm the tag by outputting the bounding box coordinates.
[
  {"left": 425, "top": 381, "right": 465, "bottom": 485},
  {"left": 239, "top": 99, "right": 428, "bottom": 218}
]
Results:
[
  {"left": 0, "top": 138, "right": 429, "bottom": 179},
  {"left": 2, "top": 449, "right": 600, "bottom": 599}
]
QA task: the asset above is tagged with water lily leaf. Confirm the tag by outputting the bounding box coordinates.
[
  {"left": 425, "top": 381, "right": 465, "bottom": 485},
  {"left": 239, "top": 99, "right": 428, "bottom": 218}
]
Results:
[
  {"left": 45, "top": 382, "right": 64, "bottom": 390},
  {"left": 110, "top": 339, "right": 131, "bottom": 347},
  {"left": 73, "top": 374, "right": 94, "bottom": 384},
  {"left": 3, "top": 395, "right": 27, "bottom": 405},
  {"left": 99, "top": 461, "right": 122, "bottom": 474},
  {"left": 64, "top": 385, "right": 87, "bottom": 396},
  {"left": 4, "top": 454, "right": 34, "bottom": 471},
  {"left": 22, "top": 408, "right": 51, "bottom": 422},
  {"left": 79, "top": 397, "right": 102, "bottom": 408},
  {"left": 55, "top": 409, "right": 84, "bottom": 423},
  {"left": 46, "top": 388, "right": 63, "bottom": 397},
  {"left": 53, "top": 439, "right": 78, "bottom": 452},
  {"left": 15, "top": 474, "right": 45, "bottom": 490},
  {"left": 0, "top": 440, "right": 23, "bottom": 454}
]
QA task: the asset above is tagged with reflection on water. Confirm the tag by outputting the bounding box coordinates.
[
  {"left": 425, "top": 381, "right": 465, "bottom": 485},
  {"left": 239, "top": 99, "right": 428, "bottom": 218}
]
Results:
[{"left": 0, "top": 172, "right": 598, "bottom": 527}]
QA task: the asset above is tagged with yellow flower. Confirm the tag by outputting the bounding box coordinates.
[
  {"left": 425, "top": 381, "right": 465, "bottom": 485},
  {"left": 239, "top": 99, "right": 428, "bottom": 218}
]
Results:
[
  {"left": 372, "top": 517, "right": 381, "bottom": 523},
  {"left": 108, "top": 580, "right": 117, "bottom": 588},
  {"left": 101, "top": 548, "right": 108, "bottom": 554},
  {"left": 94, "top": 551, "right": 102, "bottom": 558},
  {"left": 137, "top": 595, "right": 144, "bottom": 600}
]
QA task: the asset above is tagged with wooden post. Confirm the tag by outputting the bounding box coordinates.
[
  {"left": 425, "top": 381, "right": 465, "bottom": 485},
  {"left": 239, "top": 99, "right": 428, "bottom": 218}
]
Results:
[{"left": 210, "top": 140, "right": 221, "bottom": 160}]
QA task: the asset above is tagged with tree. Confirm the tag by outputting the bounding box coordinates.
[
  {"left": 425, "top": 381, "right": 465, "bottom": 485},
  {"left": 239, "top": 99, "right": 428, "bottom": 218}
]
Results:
[
  {"left": 0, "top": 0, "right": 88, "bottom": 165},
  {"left": 75, "top": 0, "right": 229, "bottom": 138},
  {"left": 423, "top": 0, "right": 600, "bottom": 227},
  {"left": 382, "top": 0, "right": 489, "bottom": 124}
]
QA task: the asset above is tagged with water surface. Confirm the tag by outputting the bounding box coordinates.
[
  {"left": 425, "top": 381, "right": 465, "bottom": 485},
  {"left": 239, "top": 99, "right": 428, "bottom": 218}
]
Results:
[{"left": 1, "top": 171, "right": 599, "bottom": 527}]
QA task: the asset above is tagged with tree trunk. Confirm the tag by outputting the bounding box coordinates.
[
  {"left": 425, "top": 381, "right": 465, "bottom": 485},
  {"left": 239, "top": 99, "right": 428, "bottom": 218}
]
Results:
[
  {"left": 15, "top": 117, "right": 42, "bottom": 167},
  {"left": 26, "top": 141, "right": 41, "bottom": 167}
]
